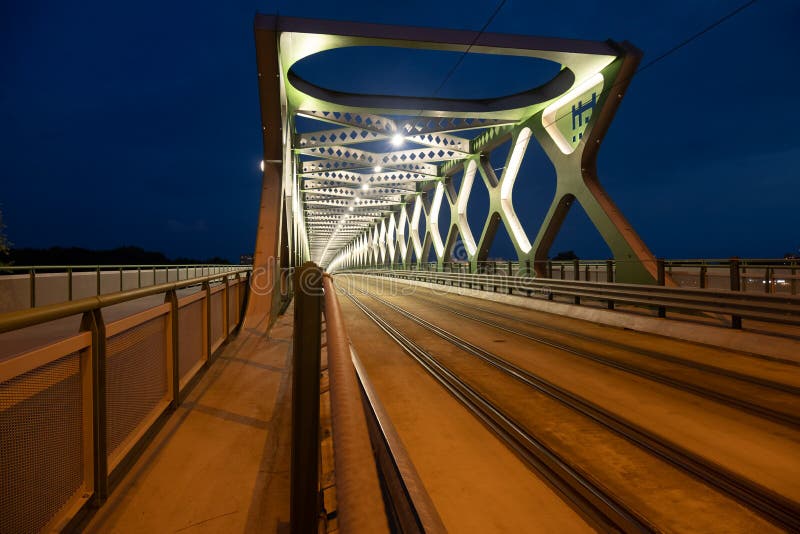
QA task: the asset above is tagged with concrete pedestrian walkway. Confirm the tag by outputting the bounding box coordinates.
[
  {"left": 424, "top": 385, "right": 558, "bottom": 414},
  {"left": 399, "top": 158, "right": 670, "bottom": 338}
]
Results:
[{"left": 84, "top": 307, "right": 294, "bottom": 533}]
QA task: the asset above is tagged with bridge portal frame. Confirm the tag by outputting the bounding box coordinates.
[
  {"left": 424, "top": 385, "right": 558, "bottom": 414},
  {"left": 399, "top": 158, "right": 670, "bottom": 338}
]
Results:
[{"left": 250, "top": 15, "right": 660, "bottom": 324}]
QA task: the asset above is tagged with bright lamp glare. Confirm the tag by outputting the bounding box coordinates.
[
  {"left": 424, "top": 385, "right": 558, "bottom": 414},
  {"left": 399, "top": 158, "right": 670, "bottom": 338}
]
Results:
[
  {"left": 373, "top": 165, "right": 382, "bottom": 172},
  {"left": 391, "top": 134, "right": 403, "bottom": 146},
  {"left": 361, "top": 183, "right": 369, "bottom": 191},
  {"left": 260, "top": 160, "right": 265, "bottom": 172},
  {"left": 348, "top": 206, "right": 354, "bottom": 211}
]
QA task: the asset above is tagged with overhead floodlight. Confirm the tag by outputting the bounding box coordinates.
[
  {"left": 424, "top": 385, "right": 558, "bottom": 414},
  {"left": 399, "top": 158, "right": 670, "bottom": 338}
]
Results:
[
  {"left": 260, "top": 160, "right": 265, "bottom": 172},
  {"left": 373, "top": 165, "right": 382, "bottom": 172},
  {"left": 348, "top": 206, "right": 354, "bottom": 211},
  {"left": 361, "top": 183, "right": 369, "bottom": 191},
  {"left": 391, "top": 134, "right": 404, "bottom": 146}
]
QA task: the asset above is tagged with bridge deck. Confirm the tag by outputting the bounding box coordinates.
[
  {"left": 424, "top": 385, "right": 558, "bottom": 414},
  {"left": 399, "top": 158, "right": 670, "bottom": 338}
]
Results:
[
  {"left": 82, "top": 308, "right": 294, "bottom": 533},
  {"left": 334, "top": 274, "right": 800, "bottom": 532}
]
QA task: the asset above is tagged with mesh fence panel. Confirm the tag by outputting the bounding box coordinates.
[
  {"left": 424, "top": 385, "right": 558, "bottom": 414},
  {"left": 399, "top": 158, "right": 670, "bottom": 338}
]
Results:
[
  {"left": 178, "top": 300, "right": 204, "bottom": 384},
  {"left": 210, "top": 291, "right": 224, "bottom": 350},
  {"left": 1, "top": 352, "right": 84, "bottom": 534},
  {"left": 106, "top": 316, "right": 167, "bottom": 463}
]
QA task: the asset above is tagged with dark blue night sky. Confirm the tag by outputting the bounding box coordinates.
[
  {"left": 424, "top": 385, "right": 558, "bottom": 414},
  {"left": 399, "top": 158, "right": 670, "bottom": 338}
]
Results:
[{"left": 2, "top": 1, "right": 798, "bottom": 262}]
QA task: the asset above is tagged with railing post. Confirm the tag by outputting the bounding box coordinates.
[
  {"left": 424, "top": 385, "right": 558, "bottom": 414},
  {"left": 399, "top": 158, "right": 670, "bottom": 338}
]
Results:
[
  {"left": 730, "top": 259, "right": 742, "bottom": 329},
  {"left": 291, "top": 262, "right": 323, "bottom": 534},
  {"left": 165, "top": 289, "right": 180, "bottom": 406},
  {"left": 138, "top": 267, "right": 142, "bottom": 288},
  {"left": 68, "top": 267, "right": 73, "bottom": 301},
  {"left": 656, "top": 259, "right": 666, "bottom": 318},
  {"left": 223, "top": 276, "right": 230, "bottom": 335},
  {"left": 153, "top": 266, "right": 157, "bottom": 286},
  {"left": 605, "top": 260, "right": 614, "bottom": 309},
  {"left": 203, "top": 281, "right": 212, "bottom": 360},
  {"left": 81, "top": 309, "right": 108, "bottom": 505},
  {"left": 29, "top": 268, "right": 36, "bottom": 308},
  {"left": 792, "top": 261, "right": 797, "bottom": 296},
  {"left": 119, "top": 267, "right": 123, "bottom": 292},
  {"left": 741, "top": 262, "right": 748, "bottom": 292},
  {"left": 699, "top": 265, "right": 707, "bottom": 289},
  {"left": 764, "top": 267, "right": 771, "bottom": 294},
  {"left": 96, "top": 266, "right": 101, "bottom": 296},
  {"left": 572, "top": 259, "right": 580, "bottom": 304}
]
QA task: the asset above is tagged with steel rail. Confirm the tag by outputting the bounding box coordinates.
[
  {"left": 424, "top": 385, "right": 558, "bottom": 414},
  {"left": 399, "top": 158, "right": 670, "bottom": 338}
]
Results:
[
  {"left": 350, "top": 283, "right": 800, "bottom": 532},
  {"left": 339, "top": 283, "right": 654, "bottom": 534},
  {"left": 0, "top": 269, "right": 250, "bottom": 334},
  {"left": 374, "top": 288, "right": 800, "bottom": 427}
]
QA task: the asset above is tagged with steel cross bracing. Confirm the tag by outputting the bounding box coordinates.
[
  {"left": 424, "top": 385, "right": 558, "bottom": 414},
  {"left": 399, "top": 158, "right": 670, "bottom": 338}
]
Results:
[{"left": 254, "top": 16, "right": 662, "bottom": 284}]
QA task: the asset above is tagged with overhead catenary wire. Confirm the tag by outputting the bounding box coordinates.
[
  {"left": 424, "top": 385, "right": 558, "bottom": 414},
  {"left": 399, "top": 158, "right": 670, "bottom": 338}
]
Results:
[
  {"left": 539, "top": 0, "right": 759, "bottom": 132},
  {"left": 430, "top": 0, "right": 509, "bottom": 99}
]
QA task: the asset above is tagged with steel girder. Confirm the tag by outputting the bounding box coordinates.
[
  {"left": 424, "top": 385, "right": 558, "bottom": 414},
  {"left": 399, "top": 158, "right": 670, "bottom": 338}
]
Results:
[{"left": 254, "top": 15, "right": 659, "bottom": 284}]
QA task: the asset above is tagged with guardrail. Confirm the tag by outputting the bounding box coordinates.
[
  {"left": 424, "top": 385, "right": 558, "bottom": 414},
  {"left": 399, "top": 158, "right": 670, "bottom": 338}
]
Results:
[
  {"left": 0, "top": 264, "right": 248, "bottom": 313},
  {"left": 348, "top": 269, "right": 800, "bottom": 331},
  {"left": 344, "top": 258, "right": 800, "bottom": 295},
  {"left": 291, "top": 262, "right": 444, "bottom": 533},
  {"left": 0, "top": 268, "right": 250, "bottom": 533}
]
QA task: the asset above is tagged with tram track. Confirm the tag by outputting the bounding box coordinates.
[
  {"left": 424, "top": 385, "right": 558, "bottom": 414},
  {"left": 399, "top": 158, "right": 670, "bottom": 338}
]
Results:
[
  {"left": 341, "top": 280, "right": 800, "bottom": 532},
  {"left": 340, "top": 285, "right": 654, "bottom": 533},
  {"left": 372, "top": 284, "right": 800, "bottom": 428}
]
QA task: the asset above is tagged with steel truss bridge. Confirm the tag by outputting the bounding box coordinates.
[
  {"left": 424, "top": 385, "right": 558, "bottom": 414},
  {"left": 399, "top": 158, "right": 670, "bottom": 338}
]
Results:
[
  {"left": 1, "top": 14, "right": 799, "bottom": 534},
  {"left": 248, "top": 15, "right": 664, "bottom": 328}
]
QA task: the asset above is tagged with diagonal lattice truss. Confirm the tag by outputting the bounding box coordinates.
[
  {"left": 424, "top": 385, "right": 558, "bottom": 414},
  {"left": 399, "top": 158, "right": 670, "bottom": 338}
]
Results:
[
  {"left": 254, "top": 16, "right": 661, "bottom": 284},
  {"left": 296, "top": 113, "right": 518, "bottom": 267}
]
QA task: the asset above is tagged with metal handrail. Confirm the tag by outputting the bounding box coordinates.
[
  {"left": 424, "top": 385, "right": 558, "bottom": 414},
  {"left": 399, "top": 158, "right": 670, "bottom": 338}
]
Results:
[
  {"left": 322, "top": 274, "right": 390, "bottom": 533},
  {"left": 341, "top": 257, "right": 799, "bottom": 296},
  {"left": 0, "top": 268, "right": 251, "bottom": 334},
  {"left": 354, "top": 269, "right": 800, "bottom": 329},
  {"left": 290, "top": 264, "right": 444, "bottom": 532}
]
